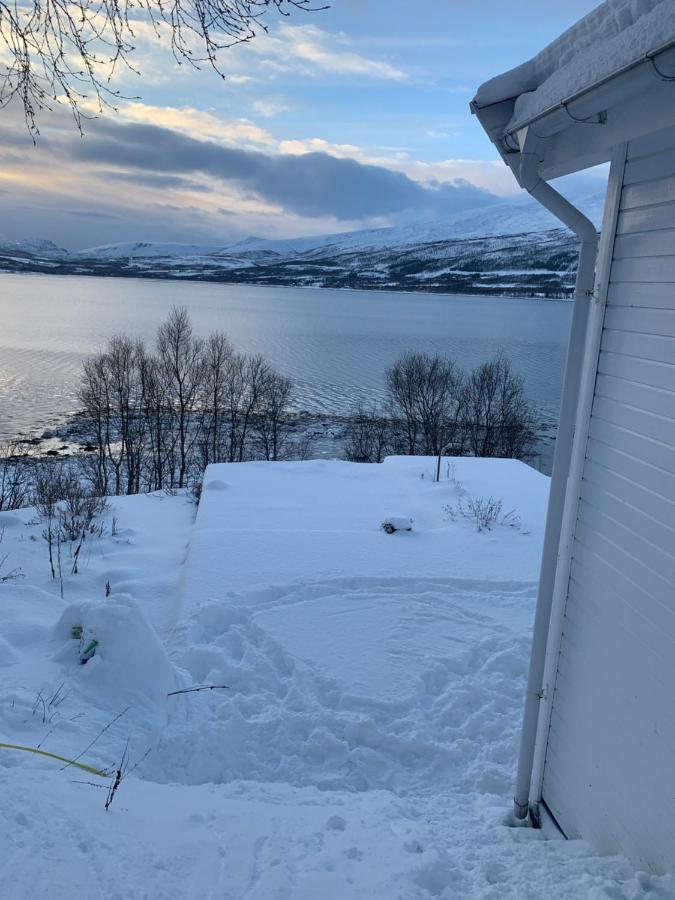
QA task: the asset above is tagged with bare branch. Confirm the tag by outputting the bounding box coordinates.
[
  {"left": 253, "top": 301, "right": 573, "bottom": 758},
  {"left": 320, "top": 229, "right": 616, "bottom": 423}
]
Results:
[{"left": 0, "top": 0, "right": 328, "bottom": 137}]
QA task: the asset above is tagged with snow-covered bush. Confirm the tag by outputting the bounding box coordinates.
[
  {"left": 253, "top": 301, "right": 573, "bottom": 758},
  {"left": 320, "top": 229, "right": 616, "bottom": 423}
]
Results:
[{"left": 344, "top": 401, "right": 398, "bottom": 463}]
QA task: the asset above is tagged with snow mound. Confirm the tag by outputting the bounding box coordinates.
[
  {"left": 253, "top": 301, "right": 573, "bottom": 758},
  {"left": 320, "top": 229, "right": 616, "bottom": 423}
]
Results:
[
  {"left": 54, "top": 594, "right": 180, "bottom": 711},
  {"left": 382, "top": 515, "right": 413, "bottom": 533}
]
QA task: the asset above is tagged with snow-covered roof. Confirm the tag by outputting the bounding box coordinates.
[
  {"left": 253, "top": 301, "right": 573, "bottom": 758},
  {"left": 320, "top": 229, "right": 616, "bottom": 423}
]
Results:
[
  {"left": 475, "top": 0, "right": 675, "bottom": 132},
  {"left": 472, "top": 0, "right": 675, "bottom": 180}
]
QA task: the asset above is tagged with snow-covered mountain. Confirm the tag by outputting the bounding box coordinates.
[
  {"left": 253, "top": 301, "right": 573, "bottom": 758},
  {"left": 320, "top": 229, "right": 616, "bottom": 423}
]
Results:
[
  {"left": 71, "top": 241, "right": 225, "bottom": 260},
  {"left": 0, "top": 188, "right": 606, "bottom": 297},
  {"left": 218, "top": 188, "right": 604, "bottom": 259},
  {"left": 0, "top": 238, "right": 67, "bottom": 257}
]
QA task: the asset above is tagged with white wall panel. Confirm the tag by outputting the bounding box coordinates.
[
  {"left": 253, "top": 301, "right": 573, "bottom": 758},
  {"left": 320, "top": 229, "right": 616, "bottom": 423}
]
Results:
[{"left": 541, "top": 123, "right": 675, "bottom": 873}]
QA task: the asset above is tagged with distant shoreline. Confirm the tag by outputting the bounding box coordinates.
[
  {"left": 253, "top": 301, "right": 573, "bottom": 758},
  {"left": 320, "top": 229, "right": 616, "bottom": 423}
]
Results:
[{"left": 0, "top": 266, "right": 574, "bottom": 301}]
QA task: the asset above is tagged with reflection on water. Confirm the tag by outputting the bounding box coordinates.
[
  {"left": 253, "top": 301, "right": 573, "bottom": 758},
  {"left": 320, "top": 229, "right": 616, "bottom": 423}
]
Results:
[{"left": 0, "top": 273, "right": 571, "bottom": 439}]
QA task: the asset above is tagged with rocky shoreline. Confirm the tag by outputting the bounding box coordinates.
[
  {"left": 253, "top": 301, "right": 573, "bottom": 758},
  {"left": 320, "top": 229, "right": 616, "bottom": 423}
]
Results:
[{"left": 8, "top": 408, "right": 557, "bottom": 474}]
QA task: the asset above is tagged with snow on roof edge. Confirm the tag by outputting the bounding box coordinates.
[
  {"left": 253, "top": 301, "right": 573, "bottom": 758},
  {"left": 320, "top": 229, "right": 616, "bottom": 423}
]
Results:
[{"left": 474, "top": 0, "right": 675, "bottom": 135}]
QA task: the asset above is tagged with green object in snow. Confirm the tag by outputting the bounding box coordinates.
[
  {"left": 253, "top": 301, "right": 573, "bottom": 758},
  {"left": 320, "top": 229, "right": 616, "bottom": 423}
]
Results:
[
  {"left": 0, "top": 742, "right": 108, "bottom": 776},
  {"left": 80, "top": 639, "right": 98, "bottom": 663}
]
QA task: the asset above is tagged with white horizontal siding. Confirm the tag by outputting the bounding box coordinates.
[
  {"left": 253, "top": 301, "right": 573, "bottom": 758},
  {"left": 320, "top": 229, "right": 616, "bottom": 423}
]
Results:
[
  {"left": 611, "top": 256, "right": 675, "bottom": 283},
  {"left": 613, "top": 229, "right": 675, "bottom": 260},
  {"left": 621, "top": 174, "right": 675, "bottom": 210},
  {"left": 617, "top": 202, "right": 675, "bottom": 235},
  {"left": 608, "top": 280, "right": 675, "bottom": 308},
  {"left": 541, "top": 122, "right": 675, "bottom": 873}
]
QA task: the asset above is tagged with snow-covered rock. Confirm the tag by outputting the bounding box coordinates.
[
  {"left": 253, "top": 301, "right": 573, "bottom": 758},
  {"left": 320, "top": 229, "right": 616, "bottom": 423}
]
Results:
[{"left": 381, "top": 515, "right": 413, "bottom": 533}]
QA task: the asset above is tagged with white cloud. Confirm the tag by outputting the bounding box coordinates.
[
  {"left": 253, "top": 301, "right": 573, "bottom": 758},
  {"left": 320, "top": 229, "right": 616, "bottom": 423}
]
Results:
[
  {"left": 103, "top": 102, "right": 277, "bottom": 148},
  {"left": 252, "top": 99, "right": 290, "bottom": 118},
  {"left": 251, "top": 25, "right": 408, "bottom": 81}
]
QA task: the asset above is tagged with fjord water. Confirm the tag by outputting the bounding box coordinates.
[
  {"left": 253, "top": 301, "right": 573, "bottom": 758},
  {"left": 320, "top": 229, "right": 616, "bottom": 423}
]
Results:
[{"left": 0, "top": 272, "right": 571, "bottom": 439}]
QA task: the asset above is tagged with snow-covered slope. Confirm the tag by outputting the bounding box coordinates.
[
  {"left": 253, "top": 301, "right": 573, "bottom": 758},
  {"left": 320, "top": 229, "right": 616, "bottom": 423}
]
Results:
[
  {"left": 72, "top": 241, "right": 224, "bottom": 259},
  {"left": 221, "top": 188, "right": 605, "bottom": 258},
  {"left": 0, "top": 238, "right": 66, "bottom": 256},
  {"left": 0, "top": 458, "right": 671, "bottom": 897}
]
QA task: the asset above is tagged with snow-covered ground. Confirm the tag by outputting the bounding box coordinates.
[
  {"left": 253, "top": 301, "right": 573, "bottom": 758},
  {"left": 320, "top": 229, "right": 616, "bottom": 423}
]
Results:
[{"left": 0, "top": 457, "right": 672, "bottom": 898}]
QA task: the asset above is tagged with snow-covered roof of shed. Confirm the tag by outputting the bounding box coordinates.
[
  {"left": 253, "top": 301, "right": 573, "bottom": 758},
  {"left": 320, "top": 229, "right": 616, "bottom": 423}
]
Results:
[{"left": 474, "top": 0, "right": 675, "bottom": 133}]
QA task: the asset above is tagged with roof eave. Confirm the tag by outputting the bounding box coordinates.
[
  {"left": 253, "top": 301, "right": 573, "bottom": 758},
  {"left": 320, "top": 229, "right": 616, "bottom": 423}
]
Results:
[{"left": 472, "top": 41, "right": 675, "bottom": 181}]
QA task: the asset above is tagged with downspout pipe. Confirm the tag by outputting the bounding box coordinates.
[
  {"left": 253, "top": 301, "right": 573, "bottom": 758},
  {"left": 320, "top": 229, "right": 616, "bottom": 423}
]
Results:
[{"left": 512, "top": 147, "right": 599, "bottom": 821}]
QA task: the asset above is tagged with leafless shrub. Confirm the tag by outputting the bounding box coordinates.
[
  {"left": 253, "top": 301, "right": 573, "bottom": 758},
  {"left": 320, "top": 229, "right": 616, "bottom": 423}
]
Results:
[
  {"left": 444, "top": 496, "right": 520, "bottom": 533},
  {"left": 344, "top": 402, "right": 394, "bottom": 463},
  {"left": 34, "top": 463, "right": 64, "bottom": 579},
  {"left": 0, "top": 444, "right": 34, "bottom": 511},
  {"left": 57, "top": 472, "right": 109, "bottom": 542},
  {"left": 0, "top": 526, "right": 23, "bottom": 582},
  {"left": 34, "top": 463, "right": 108, "bottom": 578}
]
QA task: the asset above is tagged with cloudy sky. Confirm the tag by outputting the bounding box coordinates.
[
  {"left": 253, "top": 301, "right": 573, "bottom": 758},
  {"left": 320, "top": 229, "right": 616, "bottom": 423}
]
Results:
[{"left": 0, "top": 0, "right": 605, "bottom": 250}]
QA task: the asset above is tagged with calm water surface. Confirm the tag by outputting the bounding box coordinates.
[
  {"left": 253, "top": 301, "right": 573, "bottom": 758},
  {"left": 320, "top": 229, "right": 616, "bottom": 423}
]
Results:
[{"left": 0, "top": 273, "right": 571, "bottom": 439}]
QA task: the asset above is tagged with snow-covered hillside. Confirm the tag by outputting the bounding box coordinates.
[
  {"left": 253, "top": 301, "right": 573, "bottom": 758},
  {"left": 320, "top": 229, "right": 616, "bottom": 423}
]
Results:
[
  {"left": 0, "top": 188, "right": 606, "bottom": 296},
  {"left": 0, "top": 238, "right": 66, "bottom": 257},
  {"left": 220, "top": 187, "right": 605, "bottom": 258},
  {"left": 70, "top": 241, "right": 225, "bottom": 260},
  {"left": 0, "top": 457, "right": 670, "bottom": 898}
]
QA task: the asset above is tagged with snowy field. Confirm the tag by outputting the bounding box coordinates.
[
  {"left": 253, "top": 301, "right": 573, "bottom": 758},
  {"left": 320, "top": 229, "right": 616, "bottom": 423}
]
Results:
[{"left": 0, "top": 456, "right": 672, "bottom": 899}]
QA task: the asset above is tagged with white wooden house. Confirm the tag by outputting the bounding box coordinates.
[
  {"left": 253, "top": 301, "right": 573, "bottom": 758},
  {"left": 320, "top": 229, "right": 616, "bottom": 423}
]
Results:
[{"left": 472, "top": 0, "right": 675, "bottom": 873}]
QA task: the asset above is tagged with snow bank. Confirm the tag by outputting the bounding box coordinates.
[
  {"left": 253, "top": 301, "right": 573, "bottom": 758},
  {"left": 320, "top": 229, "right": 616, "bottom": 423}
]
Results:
[{"left": 476, "top": 0, "right": 675, "bottom": 130}]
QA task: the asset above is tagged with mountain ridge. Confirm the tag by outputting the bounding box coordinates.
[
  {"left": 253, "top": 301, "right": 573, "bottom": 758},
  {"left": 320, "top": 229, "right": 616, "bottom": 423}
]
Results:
[{"left": 0, "top": 188, "right": 605, "bottom": 298}]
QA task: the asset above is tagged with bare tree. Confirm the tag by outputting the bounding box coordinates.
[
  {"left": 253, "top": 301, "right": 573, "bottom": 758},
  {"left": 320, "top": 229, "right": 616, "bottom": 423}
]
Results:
[
  {"left": 386, "top": 351, "right": 463, "bottom": 457},
  {"left": 80, "top": 353, "right": 112, "bottom": 495},
  {"left": 200, "top": 330, "right": 234, "bottom": 467},
  {"left": 234, "top": 353, "right": 271, "bottom": 462},
  {"left": 79, "top": 335, "right": 148, "bottom": 495},
  {"left": 344, "top": 402, "right": 393, "bottom": 464},
  {"left": 140, "top": 352, "right": 174, "bottom": 492},
  {"left": 462, "top": 355, "right": 535, "bottom": 460},
  {"left": 157, "top": 307, "right": 205, "bottom": 488},
  {"left": 2, "top": 0, "right": 326, "bottom": 138},
  {"left": 255, "top": 369, "right": 292, "bottom": 461},
  {"left": 386, "top": 352, "right": 423, "bottom": 455}
]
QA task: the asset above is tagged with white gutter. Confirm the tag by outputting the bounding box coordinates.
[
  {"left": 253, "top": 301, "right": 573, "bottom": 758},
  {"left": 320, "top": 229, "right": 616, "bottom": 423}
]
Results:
[
  {"left": 500, "top": 40, "right": 675, "bottom": 148},
  {"left": 511, "top": 133, "right": 598, "bottom": 821}
]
